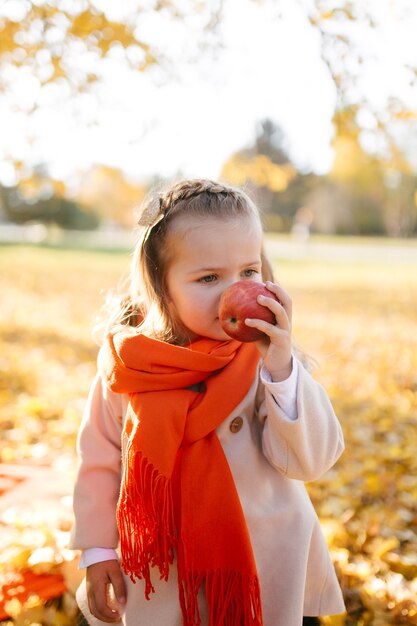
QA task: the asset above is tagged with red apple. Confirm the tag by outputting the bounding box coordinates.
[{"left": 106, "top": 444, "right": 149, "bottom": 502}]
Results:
[{"left": 218, "top": 281, "right": 280, "bottom": 342}]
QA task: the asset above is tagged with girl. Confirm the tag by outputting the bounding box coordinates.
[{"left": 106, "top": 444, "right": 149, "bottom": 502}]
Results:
[{"left": 70, "top": 179, "right": 345, "bottom": 626}]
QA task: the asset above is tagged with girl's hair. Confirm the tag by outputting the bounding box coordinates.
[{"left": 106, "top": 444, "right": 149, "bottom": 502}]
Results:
[{"left": 102, "top": 178, "right": 274, "bottom": 344}]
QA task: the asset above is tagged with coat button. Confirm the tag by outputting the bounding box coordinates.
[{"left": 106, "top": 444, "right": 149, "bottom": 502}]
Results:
[{"left": 229, "top": 416, "right": 243, "bottom": 433}]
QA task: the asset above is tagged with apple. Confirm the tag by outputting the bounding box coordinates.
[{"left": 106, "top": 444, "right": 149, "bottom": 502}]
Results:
[{"left": 218, "top": 281, "right": 280, "bottom": 342}]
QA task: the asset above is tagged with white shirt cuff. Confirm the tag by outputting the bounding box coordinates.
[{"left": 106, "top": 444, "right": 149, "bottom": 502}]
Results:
[
  {"left": 79, "top": 547, "right": 119, "bottom": 569},
  {"left": 260, "top": 357, "right": 299, "bottom": 421}
]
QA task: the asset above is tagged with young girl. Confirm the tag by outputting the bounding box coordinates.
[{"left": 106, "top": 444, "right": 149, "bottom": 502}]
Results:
[{"left": 70, "top": 179, "right": 345, "bottom": 626}]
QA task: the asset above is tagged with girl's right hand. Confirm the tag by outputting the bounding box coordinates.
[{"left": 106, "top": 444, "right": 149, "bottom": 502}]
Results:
[{"left": 86, "top": 560, "right": 127, "bottom": 623}]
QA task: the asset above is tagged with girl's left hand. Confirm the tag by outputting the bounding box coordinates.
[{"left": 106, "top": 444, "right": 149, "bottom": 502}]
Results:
[{"left": 244, "top": 281, "right": 292, "bottom": 382}]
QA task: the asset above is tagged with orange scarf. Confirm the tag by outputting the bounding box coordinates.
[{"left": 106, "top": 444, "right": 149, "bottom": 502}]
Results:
[{"left": 99, "top": 330, "right": 263, "bottom": 626}]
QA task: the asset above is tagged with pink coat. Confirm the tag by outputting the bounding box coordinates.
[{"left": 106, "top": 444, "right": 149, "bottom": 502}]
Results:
[{"left": 70, "top": 360, "right": 345, "bottom": 626}]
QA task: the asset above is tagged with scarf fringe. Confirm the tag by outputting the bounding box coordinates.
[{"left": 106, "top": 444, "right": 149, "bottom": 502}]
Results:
[
  {"left": 179, "top": 569, "right": 263, "bottom": 626},
  {"left": 117, "top": 448, "right": 176, "bottom": 599}
]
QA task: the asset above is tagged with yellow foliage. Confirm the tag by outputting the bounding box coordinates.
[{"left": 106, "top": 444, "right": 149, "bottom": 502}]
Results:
[
  {"left": 76, "top": 165, "right": 146, "bottom": 226},
  {"left": 68, "top": 10, "right": 138, "bottom": 53},
  {"left": 331, "top": 135, "right": 363, "bottom": 182},
  {"left": 394, "top": 110, "right": 417, "bottom": 121},
  {"left": 331, "top": 107, "right": 414, "bottom": 187},
  {"left": 0, "top": 3, "right": 157, "bottom": 91},
  {"left": 0, "top": 21, "right": 20, "bottom": 57},
  {"left": 321, "top": 614, "right": 346, "bottom": 626},
  {"left": 319, "top": 11, "right": 336, "bottom": 20},
  {"left": 221, "top": 154, "right": 296, "bottom": 192},
  {"left": 330, "top": 110, "right": 382, "bottom": 186},
  {"left": 50, "top": 57, "right": 66, "bottom": 82}
]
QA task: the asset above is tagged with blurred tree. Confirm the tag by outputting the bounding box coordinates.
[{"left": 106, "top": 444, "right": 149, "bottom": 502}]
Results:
[
  {"left": 0, "top": 164, "right": 147, "bottom": 228},
  {"left": 307, "top": 108, "right": 417, "bottom": 235},
  {"left": 222, "top": 114, "right": 417, "bottom": 236},
  {"left": 0, "top": 165, "right": 100, "bottom": 229},
  {"left": 76, "top": 165, "right": 147, "bottom": 227},
  {"left": 1, "top": 184, "right": 100, "bottom": 230},
  {"left": 221, "top": 119, "right": 318, "bottom": 232}
]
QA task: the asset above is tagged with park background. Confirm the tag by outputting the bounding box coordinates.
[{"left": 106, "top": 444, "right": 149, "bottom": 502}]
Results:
[{"left": 1, "top": 1, "right": 417, "bottom": 624}]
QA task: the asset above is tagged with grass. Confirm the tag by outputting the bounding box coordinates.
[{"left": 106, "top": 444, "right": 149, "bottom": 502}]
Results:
[{"left": 1, "top": 242, "right": 417, "bottom": 625}]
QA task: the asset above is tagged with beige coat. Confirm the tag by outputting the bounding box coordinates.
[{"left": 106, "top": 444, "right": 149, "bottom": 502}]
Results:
[{"left": 71, "top": 360, "right": 345, "bottom": 626}]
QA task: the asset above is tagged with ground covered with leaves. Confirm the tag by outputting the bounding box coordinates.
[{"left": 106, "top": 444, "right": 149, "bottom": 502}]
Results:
[{"left": 1, "top": 243, "right": 416, "bottom": 625}]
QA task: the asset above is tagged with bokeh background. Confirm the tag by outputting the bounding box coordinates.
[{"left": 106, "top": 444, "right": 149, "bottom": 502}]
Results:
[{"left": 1, "top": 1, "right": 417, "bottom": 624}]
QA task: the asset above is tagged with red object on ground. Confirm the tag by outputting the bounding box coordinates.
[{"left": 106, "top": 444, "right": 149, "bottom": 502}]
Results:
[
  {"left": 0, "top": 464, "right": 75, "bottom": 620},
  {"left": 0, "top": 570, "right": 67, "bottom": 619}
]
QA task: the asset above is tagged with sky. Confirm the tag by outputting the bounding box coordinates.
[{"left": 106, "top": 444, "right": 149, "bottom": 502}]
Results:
[{"left": 0, "top": 0, "right": 417, "bottom": 187}]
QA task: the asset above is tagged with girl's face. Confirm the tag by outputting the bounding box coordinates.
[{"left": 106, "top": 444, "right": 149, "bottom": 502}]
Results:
[{"left": 165, "top": 214, "right": 263, "bottom": 343}]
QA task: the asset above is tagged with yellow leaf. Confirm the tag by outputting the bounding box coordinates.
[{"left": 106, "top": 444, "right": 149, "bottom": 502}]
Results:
[
  {"left": 320, "top": 614, "right": 346, "bottom": 626},
  {"left": 319, "top": 11, "right": 335, "bottom": 20}
]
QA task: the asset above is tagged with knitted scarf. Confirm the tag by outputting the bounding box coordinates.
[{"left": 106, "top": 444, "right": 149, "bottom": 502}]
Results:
[{"left": 98, "top": 330, "right": 263, "bottom": 626}]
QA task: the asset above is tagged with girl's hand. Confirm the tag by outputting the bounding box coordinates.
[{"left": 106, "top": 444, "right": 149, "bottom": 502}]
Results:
[
  {"left": 86, "top": 560, "right": 126, "bottom": 623},
  {"left": 245, "top": 281, "right": 293, "bottom": 382}
]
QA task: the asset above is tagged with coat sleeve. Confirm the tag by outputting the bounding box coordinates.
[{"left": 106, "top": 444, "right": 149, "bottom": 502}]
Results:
[
  {"left": 259, "top": 360, "right": 344, "bottom": 482},
  {"left": 70, "top": 373, "right": 123, "bottom": 550}
]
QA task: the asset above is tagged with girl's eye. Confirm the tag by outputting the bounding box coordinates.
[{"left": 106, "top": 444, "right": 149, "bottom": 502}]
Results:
[
  {"left": 242, "top": 269, "right": 258, "bottom": 278},
  {"left": 199, "top": 274, "right": 217, "bottom": 283}
]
